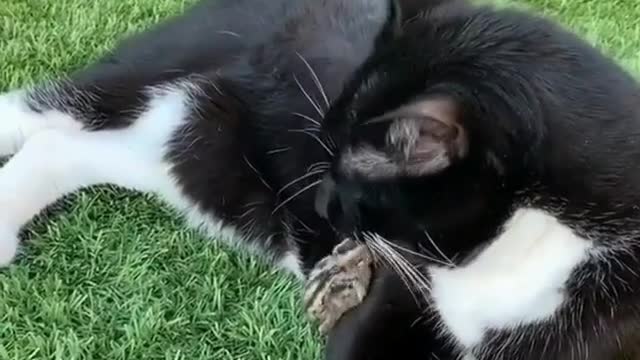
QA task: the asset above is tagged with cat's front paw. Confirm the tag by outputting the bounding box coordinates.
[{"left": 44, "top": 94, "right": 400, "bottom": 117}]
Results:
[
  {"left": 304, "top": 238, "right": 373, "bottom": 334},
  {"left": 0, "top": 226, "right": 18, "bottom": 267}
]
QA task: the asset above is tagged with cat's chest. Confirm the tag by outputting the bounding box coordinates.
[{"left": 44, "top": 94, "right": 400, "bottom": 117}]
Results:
[{"left": 428, "top": 207, "right": 594, "bottom": 349}]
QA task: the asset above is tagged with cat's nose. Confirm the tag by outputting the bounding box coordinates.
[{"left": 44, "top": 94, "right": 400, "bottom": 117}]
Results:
[{"left": 315, "top": 174, "right": 336, "bottom": 219}]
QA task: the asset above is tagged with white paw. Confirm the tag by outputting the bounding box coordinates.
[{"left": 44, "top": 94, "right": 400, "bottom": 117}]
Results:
[{"left": 0, "top": 226, "right": 19, "bottom": 267}]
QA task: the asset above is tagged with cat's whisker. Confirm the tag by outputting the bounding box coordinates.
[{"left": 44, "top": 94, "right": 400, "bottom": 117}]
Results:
[
  {"left": 423, "top": 230, "right": 455, "bottom": 267},
  {"left": 326, "top": 135, "right": 337, "bottom": 150},
  {"left": 293, "top": 74, "right": 325, "bottom": 118},
  {"left": 288, "top": 129, "right": 335, "bottom": 156},
  {"left": 307, "top": 161, "right": 330, "bottom": 173},
  {"left": 243, "top": 155, "right": 273, "bottom": 190},
  {"left": 294, "top": 216, "right": 315, "bottom": 233},
  {"left": 391, "top": 256, "right": 431, "bottom": 297},
  {"left": 216, "top": 30, "right": 242, "bottom": 38},
  {"left": 377, "top": 245, "right": 430, "bottom": 305},
  {"left": 367, "top": 238, "right": 422, "bottom": 305},
  {"left": 299, "top": 127, "right": 322, "bottom": 133},
  {"left": 277, "top": 169, "right": 326, "bottom": 196},
  {"left": 365, "top": 233, "right": 431, "bottom": 303},
  {"left": 237, "top": 205, "right": 258, "bottom": 220},
  {"left": 272, "top": 179, "right": 322, "bottom": 214},
  {"left": 373, "top": 237, "right": 432, "bottom": 294},
  {"left": 418, "top": 242, "right": 458, "bottom": 269},
  {"left": 377, "top": 235, "right": 452, "bottom": 268},
  {"left": 242, "top": 201, "right": 265, "bottom": 208},
  {"left": 292, "top": 112, "right": 321, "bottom": 127},
  {"left": 240, "top": 217, "right": 258, "bottom": 236},
  {"left": 296, "top": 52, "right": 330, "bottom": 109},
  {"left": 266, "top": 146, "right": 292, "bottom": 155}
]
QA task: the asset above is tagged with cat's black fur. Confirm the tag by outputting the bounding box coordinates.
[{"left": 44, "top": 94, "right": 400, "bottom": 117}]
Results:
[
  {"left": 5, "top": 0, "right": 640, "bottom": 359},
  {"left": 317, "top": 0, "right": 640, "bottom": 359}
]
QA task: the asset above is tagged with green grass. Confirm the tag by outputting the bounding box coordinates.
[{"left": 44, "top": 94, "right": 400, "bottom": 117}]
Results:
[{"left": 0, "top": 0, "right": 639, "bottom": 359}]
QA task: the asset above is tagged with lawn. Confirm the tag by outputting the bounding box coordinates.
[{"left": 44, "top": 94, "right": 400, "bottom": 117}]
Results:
[{"left": 0, "top": 0, "right": 639, "bottom": 359}]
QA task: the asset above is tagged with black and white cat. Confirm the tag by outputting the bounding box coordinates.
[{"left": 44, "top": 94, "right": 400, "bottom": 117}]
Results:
[
  {"left": 0, "top": 0, "right": 396, "bottom": 270},
  {"left": 316, "top": 0, "right": 640, "bottom": 359},
  {"left": 2, "top": 0, "right": 640, "bottom": 359},
  {"left": 0, "top": 0, "right": 420, "bottom": 357}
]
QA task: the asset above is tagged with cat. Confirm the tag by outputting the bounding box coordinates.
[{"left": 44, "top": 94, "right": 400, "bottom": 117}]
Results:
[
  {"left": 0, "top": 0, "right": 403, "bottom": 357},
  {"left": 312, "top": 0, "right": 640, "bottom": 359},
  {"left": 4, "top": 0, "right": 640, "bottom": 359}
]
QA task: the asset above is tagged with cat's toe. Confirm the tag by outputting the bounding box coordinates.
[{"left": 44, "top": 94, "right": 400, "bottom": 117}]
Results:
[
  {"left": 304, "top": 238, "right": 373, "bottom": 334},
  {"left": 0, "top": 227, "right": 18, "bottom": 267}
]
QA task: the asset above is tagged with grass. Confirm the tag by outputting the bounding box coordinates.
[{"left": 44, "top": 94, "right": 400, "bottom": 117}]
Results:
[{"left": 0, "top": 0, "right": 639, "bottom": 359}]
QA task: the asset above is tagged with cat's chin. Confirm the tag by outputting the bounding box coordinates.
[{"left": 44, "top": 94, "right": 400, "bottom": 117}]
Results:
[{"left": 0, "top": 226, "right": 18, "bottom": 267}]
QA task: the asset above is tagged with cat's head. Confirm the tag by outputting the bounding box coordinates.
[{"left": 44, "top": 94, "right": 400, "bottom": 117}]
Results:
[{"left": 316, "top": 0, "right": 544, "bottom": 252}]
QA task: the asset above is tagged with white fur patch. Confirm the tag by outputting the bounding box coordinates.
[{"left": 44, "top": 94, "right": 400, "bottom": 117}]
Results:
[
  {"left": 429, "top": 208, "right": 593, "bottom": 349},
  {"left": 0, "top": 90, "right": 81, "bottom": 156},
  {"left": 0, "top": 83, "right": 242, "bottom": 265},
  {"left": 279, "top": 251, "right": 304, "bottom": 278}
]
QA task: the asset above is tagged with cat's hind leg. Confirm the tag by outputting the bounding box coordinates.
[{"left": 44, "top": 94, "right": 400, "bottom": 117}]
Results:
[
  {"left": 0, "top": 84, "right": 192, "bottom": 265},
  {"left": 0, "top": 87, "right": 84, "bottom": 157}
]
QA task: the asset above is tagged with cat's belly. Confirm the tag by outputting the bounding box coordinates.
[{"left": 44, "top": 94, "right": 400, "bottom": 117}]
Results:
[{"left": 429, "top": 207, "right": 593, "bottom": 349}]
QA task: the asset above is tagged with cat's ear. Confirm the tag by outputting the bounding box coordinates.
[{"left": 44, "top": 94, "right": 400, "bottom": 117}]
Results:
[
  {"left": 339, "top": 96, "right": 467, "bottom": 180},
  {"left": 378, "top": 96, "right": 468, "bottom": 176}
]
